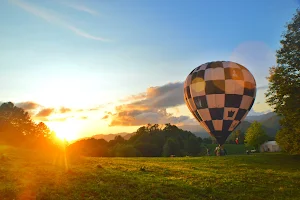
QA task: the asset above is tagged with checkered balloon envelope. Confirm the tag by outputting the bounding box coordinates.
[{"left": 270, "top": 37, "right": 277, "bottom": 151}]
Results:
[{"left": 183, "top": 61, "right": 256, "bottom": 145}]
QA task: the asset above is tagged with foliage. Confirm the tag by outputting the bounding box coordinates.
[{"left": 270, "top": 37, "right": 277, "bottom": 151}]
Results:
[
  {"left": 0, "top": 102, "right": 55, "bottom": 149},
  {"left": 68, "top": 123, "right": 204, "bottom": 157},
  {"left": 244, "top": 121, "right": 268, "bottom": 150},
  {"left": 111, "top": 143, "right": 141, "bottom": 157},
  {"left": 68, "top": 138, "right": 109, "bottom": 157},
  {"left": 202, "top": 137, "right": 213, "bottom": 144},
  {"left": 265, "top": 9, "right": 300, "bottom": 154},
  {"left": 162, "top": 138, "right": 180, "bottom": 157},
  {"left": 227, "top": 129, "right": 245, "bottom": 144},
  {"left": 2, "top": 145, "right": 300, "bottom": 200}
]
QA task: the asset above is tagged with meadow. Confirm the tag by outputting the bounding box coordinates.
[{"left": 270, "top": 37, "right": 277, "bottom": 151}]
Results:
[{"left": 1, "top": 145, "right": 300, "bottom": 200}]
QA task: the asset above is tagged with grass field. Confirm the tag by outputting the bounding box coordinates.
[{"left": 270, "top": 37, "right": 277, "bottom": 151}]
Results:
[{"left": 1, "top": 145, "right": 300, "bottom": 200}]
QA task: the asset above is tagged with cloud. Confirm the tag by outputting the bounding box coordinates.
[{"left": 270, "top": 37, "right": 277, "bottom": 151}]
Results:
[
  {"left": 109, "top": 108, "right": 190, "bottom": 127},
  {"left": 8, "top": 0, "right": 110, "bottom": 41},
  {"left": 75, "top": 103, "right": 111, "bottom": 112},
  {"left": 130, "top": 82, "right": 185, "bottom": 108},
  {"left": 63, "top": 2, "right": 99, "bottom": 16},
  {"left": 248, "top": 108, "right": 272, "bottom": 116},
  {"left": 60, "top": 107, "right": 72, "bottom": 113},
  {"left": 49, "top": 117, "right": 68, "bottom": 122},
  {"left": 108, "top": 82, "right": 191, "bottom": 126},
  {"left": 35, "top": 108, "right": 55, "bottom": 117},
  {"left": 16, "top": 101, "right": 41, "bottom": 110},
  {"left": 119, "top": 93, "right": 147, "bottom": 103},
  {"left": 257, "top": 85, "right": 268, "bottom": 90},
  {"left": 102, "top": 115, "right": 109, "bottom": 119},
  {"left": 88, "top": 106, "right": 102, "bottom": 112}
]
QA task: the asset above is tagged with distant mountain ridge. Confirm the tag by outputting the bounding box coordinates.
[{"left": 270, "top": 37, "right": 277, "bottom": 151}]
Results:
[
  {"left": 245, "top": 112, "right": 277, "bottom": 122},
  {"left": 187, "top": 112, "right": 281, "bottom": 138},
  {"left": 92, "top": 132, "right": 135, "bottom": 141},
  {"left": 86, "top": 112, "right": 281, "bottom": 141}
]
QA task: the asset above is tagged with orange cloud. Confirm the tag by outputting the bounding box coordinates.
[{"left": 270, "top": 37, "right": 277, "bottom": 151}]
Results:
[
  {"left": 35, "top": 108, "right": 55, "bottom": 117},
  {"left": 109, "top": 82, "right": 191, "bottom": 126},
  {"left": 59, "top": 107, "right": 72, "bottom": 113},
  {"left": 102, "top": 115, "right": 109, "bottom": 119},
  {"left": 16, "top": 101, "right": 41, "bottom": 110}
]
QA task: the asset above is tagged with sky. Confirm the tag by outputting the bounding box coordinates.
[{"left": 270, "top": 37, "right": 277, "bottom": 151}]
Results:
[{"left": 0, "top": 0, "right": 299, "bottom": 141}]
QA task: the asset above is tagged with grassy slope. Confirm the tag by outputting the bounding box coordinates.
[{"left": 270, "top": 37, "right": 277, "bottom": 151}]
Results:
[{"left": 1, "top": 145, "right": 300, "bottom": 200}]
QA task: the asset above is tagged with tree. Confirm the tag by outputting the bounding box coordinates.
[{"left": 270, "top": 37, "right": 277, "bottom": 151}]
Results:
[
  {"left": 0, "top": 102, "right": 37, "bottom": 145},
  {"left": 0, "top": 102, "right": 34, "bottom": 136},
  {"left": 112, "top": 144, "right": 140, "bottom": 157},
  {"left": 162, "top": 138, "right": 180, "bottom": 157},
  {"left": 134, "top": 142, "right": 160, "bottom": 157},
  {"left": 245, "top": 121, "right": 268, "bottom": 150},
  {"left": 0, "top": 102, "right": 57, "bottom": 150},
  {"left": 227, "top": 129, "right": 245, "bottom": 144},
  {"left": 68, "top": 123, "right": 204, "bottom": 157},
  {"left": 108, "top": 135, "right": 125, "bottom": 147},
  {"left": 265, "top": 9, "right": 300, "bottom": 154},
  {"left": 184, "top": 136, "right": 202, "bottom": 156},
  {"left": 203, "top": 137, "right": 213, "bottom": 144}
]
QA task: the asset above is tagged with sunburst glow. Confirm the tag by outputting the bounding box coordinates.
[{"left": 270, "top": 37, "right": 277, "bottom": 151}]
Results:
[{"left": 49, "top": 119, "right": 83, "bottom": 142}]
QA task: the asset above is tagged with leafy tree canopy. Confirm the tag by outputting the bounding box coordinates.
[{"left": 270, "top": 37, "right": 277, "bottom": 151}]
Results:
[
  {"left": 245, "top": 121, "right": 268, "bottom": 150},
  {"left": 265, "top": 9, "right": 300, "bottom": 154}
]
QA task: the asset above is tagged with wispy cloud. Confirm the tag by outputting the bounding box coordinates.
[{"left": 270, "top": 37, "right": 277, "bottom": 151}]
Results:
[
  {"left": 63, "top": 2, "right": 99, "bottom": 16},
  {"left": 8, "top": 0, "right": 110, "bottom": 41}
]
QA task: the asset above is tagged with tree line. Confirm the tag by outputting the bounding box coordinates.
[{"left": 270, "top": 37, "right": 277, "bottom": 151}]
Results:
[
  {"left": 67, "top": 121, "right": 273, "bottom": 157},
  {"left": 0, "top": 101, "right": 285, "bottom": 157},
  {"left": 0, "top": 101, "right": 264, "bottom": 157},
  {"left": 67, "top": 123, "right": 205, "bottom": 157}
]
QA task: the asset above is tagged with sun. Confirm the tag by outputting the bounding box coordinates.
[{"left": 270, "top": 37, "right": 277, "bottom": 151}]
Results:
[{"left": 50, "top": 119, "right": 82, "bottom": 142}]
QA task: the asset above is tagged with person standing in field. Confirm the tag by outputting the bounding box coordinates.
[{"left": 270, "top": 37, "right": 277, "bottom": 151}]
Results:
[
  {"left": 206, "top": 148, "right": 210, "bottom": 156},
  {"left": 214, "top": 145, "right": 221, "bottom": 156},
  {"left": 220, "top": 146, "right": 227, "bottom": 156}
]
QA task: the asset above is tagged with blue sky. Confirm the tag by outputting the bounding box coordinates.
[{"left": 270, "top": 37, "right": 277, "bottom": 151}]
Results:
[{"left": 0, "top": 0, "right": 298, "bottom": 139}]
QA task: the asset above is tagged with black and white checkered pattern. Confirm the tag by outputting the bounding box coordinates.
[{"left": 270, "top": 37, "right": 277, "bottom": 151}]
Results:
[{"left": 184, "top": 61, "right": 256, "bottom": 145}]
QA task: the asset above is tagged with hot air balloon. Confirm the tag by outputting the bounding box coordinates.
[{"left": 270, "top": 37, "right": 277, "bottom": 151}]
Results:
[{"left": 183, "top": 61, "right": 256, "bottom": 146}]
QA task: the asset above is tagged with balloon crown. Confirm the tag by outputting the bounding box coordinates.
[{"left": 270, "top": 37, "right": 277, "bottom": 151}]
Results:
[{"left": 228, "top": 110, "right": 235, "bottom": 118}]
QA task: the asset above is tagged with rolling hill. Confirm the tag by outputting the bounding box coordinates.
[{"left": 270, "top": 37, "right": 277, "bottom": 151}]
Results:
[
  {"left": 188, "top": 112, "right": 281, "bottom": 138},
  {"left": 92, "top": 132, "right": 135, "bottom": 141},
  {"left": 245, "top": 112, "right": 277, "bottom": 122},
  {"left": 87, "top": 112, "right": 281, "bottom": 141},
  {"left": 173, "top": 112, "right": 281, "bottom": 138}
]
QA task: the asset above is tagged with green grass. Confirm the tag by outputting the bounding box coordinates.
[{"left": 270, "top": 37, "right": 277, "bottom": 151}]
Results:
[{"left": 1, "top": 145, "right": 300, "bottom": 200}]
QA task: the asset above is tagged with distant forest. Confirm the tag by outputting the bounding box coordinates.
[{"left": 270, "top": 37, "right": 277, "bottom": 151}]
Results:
[
  {"left": 68, "top": 123, "right": 205, "bottom": 157},
  {"left": 68, "top": 112, "right": 280, "bottom": 158}
]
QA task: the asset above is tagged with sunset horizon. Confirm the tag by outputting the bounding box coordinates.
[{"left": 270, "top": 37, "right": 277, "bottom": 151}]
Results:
[
  {"left": 1, "top": 1, "right": 300, "bottom": 199},
  {"left": 1, "top": 0, "right": 298, "bottom": 141}
]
